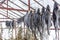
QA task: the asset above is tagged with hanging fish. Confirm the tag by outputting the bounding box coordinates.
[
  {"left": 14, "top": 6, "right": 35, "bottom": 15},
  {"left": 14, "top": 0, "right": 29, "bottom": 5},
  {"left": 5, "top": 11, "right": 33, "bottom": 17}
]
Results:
[
  {"left": 29, "top": 10, "right": 33, "bottom": 30},
  {"left": 11, "top": 20, "right": 15, "bottom": 28},
  {"left": 32, "top": 10, "right": 37, "bottom": 29},
  {"left": 6, "top": 20, "right": 15, "bottom": 29},
  {"left": 29, "top": 11, "right": 38, "bottom": 40},
  {"left": 45, "top": 5, "right": 50, "bottom": 35},
  {"left": 6, "top": 21, "right": 11, "bottom": 27},
  {"left": 52, "top": 1, "right": 59, "bottom": 40},
  {"left": 35, "top": 8, "right": 41, "bottom": 32},
  {"left": 41, "top": 7, "right": 45, "bottom": 34},
  {"left": 36, "top": 8, "right": 44, "bottom": 40},
  {"left": 53, "top": 1, "right": 58, "bottom": 32}
]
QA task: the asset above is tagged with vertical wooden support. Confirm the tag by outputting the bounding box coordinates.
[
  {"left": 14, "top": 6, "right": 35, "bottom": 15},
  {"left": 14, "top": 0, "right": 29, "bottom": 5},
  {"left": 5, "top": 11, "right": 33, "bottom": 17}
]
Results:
[
  {"left": 58, "top": 29, "right": 59, "bottom": 40},
  {"left": 0, "top": 23, "right": 2, "bottom": 40},
  {"left": 28, "top": 0, "right": 30, "bottom": 11},
  {"left": 7, "top": 0, "right": 8, "bottom": 17},
  {"left": 14, "top": 20, "right": 16, "bottom": 40}
]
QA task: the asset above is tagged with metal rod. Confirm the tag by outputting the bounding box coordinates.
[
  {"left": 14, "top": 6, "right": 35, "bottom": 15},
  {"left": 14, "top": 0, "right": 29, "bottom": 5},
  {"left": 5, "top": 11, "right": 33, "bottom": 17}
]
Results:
[
  {"left": 0, "top": 13, "right": 14, "bottom": 20},
  {"left": 0, "top": 4, "right": 21, "bottom": 17},
  {"left": 10, "top": 11, "right": 22, "bottom": 17},
  {"left": 9, "top": 0, "right": 24, "bottom": 10},
  {"left": 34, "top": 0, "right": 45, "bottom": 8},
  {"left": 4, "top": 3, "right": 25, "bottom": 16},
  {"left": 0, "top": 10, "right": 18, "bottom": 18},
  {"left": 0, "top": 7, "right": 28, "bottom": 11},
  {"left": 19, "top": 0, "right": 35, "bottom": 10}
]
